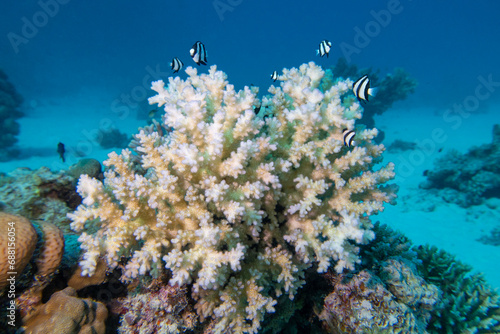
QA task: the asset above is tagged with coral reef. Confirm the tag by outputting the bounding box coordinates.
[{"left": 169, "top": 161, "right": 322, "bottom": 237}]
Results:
[
  {"left": 68, "top": 62, "right": 397, "bottom": 333},
  {"left": 0, "top": 212, "right": 72, "bottom": 333},
  {"left": 96, "top": 127, "right": 130, "bottom": 149},
  {"left": 66, "top": 158, "right": 103, "bottom": 181},
  {"left": 332, "top": 57, "right": 417, "bottom": 139},
  {"left": 420, "top": 124, "right": 500, "bottom": 207},
  {"left": 319, "top": 223, "right": 500, "bottom": 333},
  {"left": 415, "top": 245, "right": 500, "bottom": 333},
  {"left": 478, "top": 227, "right": 500, "bottom": 246},
  {"left": 0, "top": 69, "right": 23, "bottom": 161},
  {"left": 0, "top": 167, "right": 81, "bottom": 233},
  {"left": 22, "top": 286, "right": 108, "bottom": 334},
  {"left": 320, "top": 269, "right": 436, "bottom": 333},
  {"left": 386, "top": 139, "right": 417, "bottom": 153},
  {"left": 257, "top": 270, "right": 328, "bottom": 334}
]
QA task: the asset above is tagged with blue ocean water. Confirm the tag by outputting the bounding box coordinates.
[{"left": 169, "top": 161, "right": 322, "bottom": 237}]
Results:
[
  {"left": 1, "top": 1, "right": 500, "bottom": 332},
  {"left": 2, "top": 0, "right": 500, "bottom": 107}
]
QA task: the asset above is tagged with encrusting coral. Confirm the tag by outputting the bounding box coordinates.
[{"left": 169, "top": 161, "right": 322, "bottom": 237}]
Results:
[
  {"left": 22, "top": 286, "right": 107, "bottom": 334},
  {"left": 68, "top": 62, "right": 397, "bottom": 333}
]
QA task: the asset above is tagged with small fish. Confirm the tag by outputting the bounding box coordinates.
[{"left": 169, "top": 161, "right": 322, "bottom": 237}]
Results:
[
  {"left": 271, "top": 71, "right": 278, "bottom": 82},
  {"left": 190, "top": 41, "right": 207, "bottom": 65},
  {"left": 316, "top": 40, "right": 332, "bottom": 57},
  {"left": 57, "top": 142, "right": 65, "bottom": 162},
  {"left": 353, "top": 75, "right": 378, "bottom": 102},
  {"left": 148, "top": 109, "right": 157, "bottom": 118},
  {"left": 170, "top": 57, "right": 183, "bottom": 73},
  {"left": 342, "top": 129, "right": 356, "bottom": 147}
]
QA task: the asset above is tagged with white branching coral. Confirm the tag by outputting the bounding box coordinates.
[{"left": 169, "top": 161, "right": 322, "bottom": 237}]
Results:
[{"left": 68, "top": 62, "right": 397, "bottom": 333}]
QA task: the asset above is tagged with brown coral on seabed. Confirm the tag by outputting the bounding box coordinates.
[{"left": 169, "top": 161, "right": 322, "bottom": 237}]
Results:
[
  {"left": 0, "top": 213, "right": 66, "bottom": 322},
  {"left": 15, "top": 220, "right": 66, "bottom": 315},
  {"left": 67, "top": 258, "right": 108, "bottom": 291},
  {"left": 34, "top": 221, "right": 65, "bottom": 278},
  {"left": 22, "top": 286, "right": 108, "bottom": 334},
  {"left": 0, "top": 212, "right": 38, "bottom": 293}
]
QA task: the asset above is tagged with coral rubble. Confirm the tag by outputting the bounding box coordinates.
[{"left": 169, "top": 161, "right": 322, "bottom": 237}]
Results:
[
  {"left": 420, "top": 124, "right": 500, "bottom": 207},
  {"left": 68, "top": 62, "right": 397, "bottom": 333}
]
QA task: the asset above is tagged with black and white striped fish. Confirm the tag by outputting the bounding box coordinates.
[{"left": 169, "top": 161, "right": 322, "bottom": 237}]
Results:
[
  {"left": 352, "top": 75, "right": 378, "bottom": 102},
  {"left": 271, "top": 70, "right": 278, "bottom": 82},
  {"left": 190, "top": 41, "right": 207, "bottom": 65},
  {"left": 316, "top": 40, "right": 332, "bottom": 57},
  {"left": 343, "top": 128, "right": 356, "bottom": 147},
  {"left": 170, "top": 57, "right": 183, "bottom": 73}
]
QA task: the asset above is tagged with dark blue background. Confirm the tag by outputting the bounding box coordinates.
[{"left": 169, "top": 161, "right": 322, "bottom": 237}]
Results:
[{"left": 1, "top": 0, "right": 499, "bottom": 112}]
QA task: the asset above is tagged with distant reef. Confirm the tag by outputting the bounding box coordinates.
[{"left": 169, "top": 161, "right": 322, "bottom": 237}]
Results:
[
  {"left": 0, "top": 69, "right": 23, "bottom": 161},
  {"left": 420, "top": 124, "right": 500, "bottom": 207}
]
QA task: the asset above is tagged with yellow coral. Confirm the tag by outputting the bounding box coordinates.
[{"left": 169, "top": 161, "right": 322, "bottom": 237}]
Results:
[
  {"left": 67, "top": 258, "right": 107, "bottom": 291},
  {"left": 0, "top": 212, "right": 37, "bottom": 293},
  {"left": 22, "top": 287, "right": 107, "bottom": 334},
  {"left": 34, "top": 221, "right": 64, "bottom": 277},
  {"left": 69, "top": 62, "right": 397, "bottom": 333}
]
